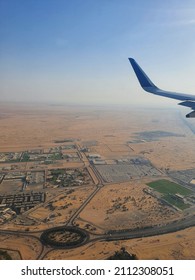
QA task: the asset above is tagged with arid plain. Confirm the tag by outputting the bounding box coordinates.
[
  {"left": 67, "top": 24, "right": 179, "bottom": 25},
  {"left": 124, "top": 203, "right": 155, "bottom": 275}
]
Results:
[{"left": 0, "top": 103, "right": 195, "bottom": 260}]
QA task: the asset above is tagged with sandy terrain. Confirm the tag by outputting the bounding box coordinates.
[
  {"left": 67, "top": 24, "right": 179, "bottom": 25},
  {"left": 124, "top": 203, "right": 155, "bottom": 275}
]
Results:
[
  {"left": 1, "top": 186, "right": 95, "bottom": 232},
  {"left": 43, "top": 226, "right": 195, "bottom": 260},
  {"left": 29, "top": 186, "right": 95, "bottom": 227},
  {"left": 0, "top": 233, "right": 42, "bottom": 260},
  {"left": 76, "top": 182, "right": 181, "bottom": 233},
  {"left": 0, "top": 103, "right": 194, "bottom": 259}
]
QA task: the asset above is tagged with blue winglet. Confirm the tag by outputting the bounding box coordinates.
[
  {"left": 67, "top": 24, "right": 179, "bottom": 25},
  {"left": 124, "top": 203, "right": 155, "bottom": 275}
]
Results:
[
  {"left": 128, "top": 58, "right": 158, "bottom": 89},
  {"left": 128, "top": 57, "right": 195, "bottom": 118}
]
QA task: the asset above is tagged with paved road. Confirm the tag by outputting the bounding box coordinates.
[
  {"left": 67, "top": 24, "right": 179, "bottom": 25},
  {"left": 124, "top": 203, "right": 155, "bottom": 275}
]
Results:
[
  {"left": 98, "top": 215, "right": 195, "bottom": 242},
  {"left": 66, "top": 186, "right": 101, "bottom": 226},
  {"left": 0, "top": 213, "right": 195, "bottom": 260}
]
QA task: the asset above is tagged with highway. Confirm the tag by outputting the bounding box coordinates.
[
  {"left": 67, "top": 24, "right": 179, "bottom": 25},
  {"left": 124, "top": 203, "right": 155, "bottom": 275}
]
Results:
[
  {"left": 0, "top": 204, "right": 195, "bottom": 260},
  {"left": 100, "top": 214, "right": 195, "bottom": 242}
]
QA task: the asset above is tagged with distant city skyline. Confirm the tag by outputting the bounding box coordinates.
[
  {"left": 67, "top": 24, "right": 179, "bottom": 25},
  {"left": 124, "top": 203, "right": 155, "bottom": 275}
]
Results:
[{"left": 1, "top": 0, "right": 195, "bottom": 108}]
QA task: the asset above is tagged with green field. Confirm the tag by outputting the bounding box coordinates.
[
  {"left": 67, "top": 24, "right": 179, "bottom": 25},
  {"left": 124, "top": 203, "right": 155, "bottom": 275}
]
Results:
[
  {"left": 147, "top": 179, "right": 192, "bottom": 195},
  {"left": 147, "top": 179, "right": 192, "bottom": 210},
  {"left": 162, "top": 194, "right": 190, "bottom": 210}
]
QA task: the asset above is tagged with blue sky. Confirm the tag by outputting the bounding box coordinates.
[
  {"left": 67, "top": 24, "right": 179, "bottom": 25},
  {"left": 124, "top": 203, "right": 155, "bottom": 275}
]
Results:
[{"left": 1, "top": 0, "right": 195, "bottom": 107}]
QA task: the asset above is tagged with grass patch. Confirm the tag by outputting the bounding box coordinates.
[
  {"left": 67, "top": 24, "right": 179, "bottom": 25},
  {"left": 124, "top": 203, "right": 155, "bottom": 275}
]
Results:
[
  {"left": 48, "top": 153, "right": 62, "bottom": 160},
  {"left": 162, "top": 194, "right": 190, "bottom": 210},
  {"left": 21, "top": 152, "right": 30, "bottom": 162},
  {"left": 147, "top": 179, "right": 192, "bottom": 195}
]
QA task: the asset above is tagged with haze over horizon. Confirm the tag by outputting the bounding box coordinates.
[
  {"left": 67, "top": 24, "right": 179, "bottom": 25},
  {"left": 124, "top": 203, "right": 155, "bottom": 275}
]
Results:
[{"left": 1, "top": 0, "right": 195, "bottom": 109}]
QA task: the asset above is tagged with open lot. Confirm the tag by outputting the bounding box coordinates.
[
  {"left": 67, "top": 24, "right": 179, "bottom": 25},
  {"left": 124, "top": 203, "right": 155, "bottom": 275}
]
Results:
[
  {"left": 168, "top": 169, "right": 195, "bottom": 186},
  {"left": 0, "top": 179, "right": 23, "bottom": 193},
  {"left": 95, "top": 161, "right": 161, "bottom": 183},
  {"left": 76, "top": 182, "right": 181, "bottom": 233}
]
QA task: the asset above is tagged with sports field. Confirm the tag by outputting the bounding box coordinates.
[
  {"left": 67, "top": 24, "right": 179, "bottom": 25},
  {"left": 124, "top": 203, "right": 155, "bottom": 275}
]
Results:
[
  {"left": 162, "top": 194, "right": 190, "bottom": 210},
  {"left": 147, "top": 179, "right": 192, "bottom": 210},
  {"left": 147, "top": 179, "right": 192, "bottom": 195}
]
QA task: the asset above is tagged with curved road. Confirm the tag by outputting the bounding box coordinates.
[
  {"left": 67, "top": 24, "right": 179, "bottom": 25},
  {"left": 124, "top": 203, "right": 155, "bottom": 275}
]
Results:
[{"left": 1, "top": 213, "right": 195, "bottom": 249}]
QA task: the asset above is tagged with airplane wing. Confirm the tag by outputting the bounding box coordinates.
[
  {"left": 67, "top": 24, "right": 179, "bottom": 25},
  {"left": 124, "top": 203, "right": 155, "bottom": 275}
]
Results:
[{"left": 129, "top": 58, "right": 195, "bottom": 118}]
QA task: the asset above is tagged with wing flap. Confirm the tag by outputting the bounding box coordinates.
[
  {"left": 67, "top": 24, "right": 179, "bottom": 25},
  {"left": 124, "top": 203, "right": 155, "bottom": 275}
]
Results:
[{"left": 179, "top": 101, "right": 195, "bottom": 109}]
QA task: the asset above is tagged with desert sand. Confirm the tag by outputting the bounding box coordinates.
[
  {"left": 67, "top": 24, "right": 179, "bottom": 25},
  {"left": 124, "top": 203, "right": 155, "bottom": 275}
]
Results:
[{"left": 0, "top": 103, "right": 194, "bottom": 259}]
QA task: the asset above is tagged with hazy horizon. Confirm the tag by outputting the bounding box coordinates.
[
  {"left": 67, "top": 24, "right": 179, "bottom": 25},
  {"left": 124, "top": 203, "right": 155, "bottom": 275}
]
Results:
[{"left": 1, "top": 0, "right": 195, "bottom": 108}]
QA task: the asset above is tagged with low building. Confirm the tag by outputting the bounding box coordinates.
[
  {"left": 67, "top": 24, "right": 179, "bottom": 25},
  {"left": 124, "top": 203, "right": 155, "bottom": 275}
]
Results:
[
  {"left": 88, "top": 154, "right": 101, "bottom": 159},
  {"left": 92, "top": 159, "right": 106, "bottom": 165}
]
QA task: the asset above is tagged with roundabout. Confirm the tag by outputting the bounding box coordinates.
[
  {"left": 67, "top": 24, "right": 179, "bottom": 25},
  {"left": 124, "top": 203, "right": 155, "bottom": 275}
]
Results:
[{"left": 40, "top": 226, "right": 89, "bottom": 248}]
